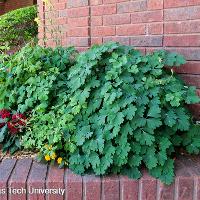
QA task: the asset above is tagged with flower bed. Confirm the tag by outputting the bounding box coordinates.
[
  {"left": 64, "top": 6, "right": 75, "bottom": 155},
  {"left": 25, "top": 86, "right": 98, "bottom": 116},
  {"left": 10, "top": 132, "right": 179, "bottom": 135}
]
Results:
[{"left": 0, "top": 42, "right": 200, "bottom": 185}]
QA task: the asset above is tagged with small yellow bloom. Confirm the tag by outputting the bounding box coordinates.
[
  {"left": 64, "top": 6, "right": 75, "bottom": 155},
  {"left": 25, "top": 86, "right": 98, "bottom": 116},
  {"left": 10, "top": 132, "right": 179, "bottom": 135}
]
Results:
[
  {"left": 48, "top": 145, "right": 53, "bottom": 150},
  {"left": 34, "top": 17, "right": 40, "bottom": 25},
  {"left": 51, "top": 152, "right": 57, "bottom": 160},
  {"left": 45, "top": 155, "right": 51, "bottom": 161},
  {"left": 42, "top": 0, "right": 49, "bottom": 4},
  {"left": 57, "top": 157, "right": 62, "bottom": 164}
]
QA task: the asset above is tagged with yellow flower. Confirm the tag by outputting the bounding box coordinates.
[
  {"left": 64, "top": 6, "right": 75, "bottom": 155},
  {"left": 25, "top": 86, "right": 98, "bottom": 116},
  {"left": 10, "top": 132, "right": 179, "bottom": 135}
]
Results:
[
  {"left": 45, "top": 155, "right": 51, "bottom": 161},
  {"left": 42, "top": 0, "right": 51, "bottom": 6},
  {"left": 34, "top": 17, "right": 40, "bottom": 25},
  {"left": 57, "top": 157, "right": 63, "bottom": 165},
  {"left": 51, "top": 152, "right": 57, "bottom": 160},
  {"left": 48, "top": 145, "right": 53, "bottom": 150},
  {"left": 42, "top": 0, "right": 49, "bottom": 4}
]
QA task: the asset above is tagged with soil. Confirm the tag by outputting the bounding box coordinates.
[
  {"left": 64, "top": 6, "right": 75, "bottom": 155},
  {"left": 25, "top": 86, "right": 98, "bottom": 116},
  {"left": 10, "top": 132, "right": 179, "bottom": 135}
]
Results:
[{"left": 0, "top": 149, "right": 37, "bottom": 161}]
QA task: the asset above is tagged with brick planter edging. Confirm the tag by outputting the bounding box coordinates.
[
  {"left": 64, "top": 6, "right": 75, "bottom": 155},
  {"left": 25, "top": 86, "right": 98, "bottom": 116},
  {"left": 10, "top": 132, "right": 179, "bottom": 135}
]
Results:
[{"left": 0, "top": 156, "right": 200, "bottom": 200}]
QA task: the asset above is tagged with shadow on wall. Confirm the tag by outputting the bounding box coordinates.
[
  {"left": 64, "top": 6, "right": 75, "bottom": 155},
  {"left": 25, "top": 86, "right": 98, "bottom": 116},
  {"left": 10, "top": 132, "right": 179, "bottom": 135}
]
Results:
[{"left": 0, "top": 0, "right": 36, "bottom": 15}]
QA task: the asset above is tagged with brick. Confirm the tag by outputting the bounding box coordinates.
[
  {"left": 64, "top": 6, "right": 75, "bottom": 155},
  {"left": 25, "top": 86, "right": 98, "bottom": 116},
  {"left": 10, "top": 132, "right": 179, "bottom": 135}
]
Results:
[
  {"left": 188, "top": 104, "right": 200, "bottom": 119},
  {"left": 90, "top": 0, "right": 103, "bottom": 5},
  {"left": 103, "top": 36, "right": 130, "bottom": 45},
  {"left": 91, "top": 37, "right": 103, "bottom": 45},
  {"left": 68, "top": 17, "right": 89, "bottom": 27},
  {"left": 164, "top": 0, "right": 200, "bottom": 8},
  {"left": 91, "top": 16, "right": 103, "bottom": 26},
  {"left": 140, "top": 170, "right": 157, "bottom": 200},
  {"left": 147, "top": 0, "right": 163, "bottom": 10},
  {"left": 103, "top": 0, "right": 127, "bottom": 4},
  {"left": 174, "top": 61, "right": 200, "bottom": 74},
  {"left": 137, "top": 47, "right": 146, "bottom": 54},
  {"left": 61, "top": 38, "right": 68, "bottom": 46},
  {"left": 67, "top": 7, "right": 89, "bottom": 18},
  {"left": 179, "top": 74, "right": 200, "bottom": 88},
  {"left": 175, "top": 160, "right": 194, "bottom": 200},
  {"left": 117, "top": 0, "right": 147, "bottom": 13},
  {"left": 165, "top": 48, "right": 200, "bottom": 61},
  {"left": 65, "top": 169, "right": 83, "bottom": 200},
  {"left": 45, "top": 11, "right": 59, "bottom": 19},
  {"left": 67, "top": 37, "right": 89, "bottom": 47},
  {"left": 53, "top": 3, "right": 66, "bottom": 10},
  {"left": 116, "top": 24, "right": 146, "bottom": 36},
  {"left": 83, "top": 175, "right": 101, "bottom": 200},
  {"left": 164, "top": 6, "right": 200, "bottom": 21},
  {"left": 157, "top": 181, "right": 175, "bottom": 200},
  {"left": 178, "top": 156, "right": 200, "bottom": 175},
  {"left": 46, "top": 165, "right": 65, "bottom": 200},
  {"left": 120, "top": 176, "right": 139, "bottom": 200},
  {"left": 59, "top": 10, "right": 67, "bottom": 18},
  {"left": 68, "top": 27, "right": 89, "bottom": 37},
  {"left": 91, "top": 4, "right": 116, "bottom": 16},
  {"left": 197, "top": 89, "right": 200, "bottom": 96},
  {"left": 67, "top": 0, "right": 88, "bottom": 8},
  {"left": 148, "top": 23, "right": 163, "bottom": 34},
  {"left": 8, "top": 159, "right": 32, "bottom": 200},
  {"left": 164, "top": 21, "right": 200, "bottom": 34},
  {"left": 76, "top": 47, "right": 89, "bottom": 52},
  {"left": 131, "top": 10, "right": 163, "bottom": 23},
  {"left": 102, "top": 175, "right": 119, "bottom": 200},
  {"left": 56, "top": 17, "right": 67, "bottom": 25},
  {"left": 131, "top": 36, "right": 163, "bottom": 47},
  {"left": 103, "top": 14, "right": 130, "bottom": 25},
  {"left": 91, "top": 26, "right": 115, "bottom": 36},
  {"left": 0, "top": 159, "right": 16, "bottom": 200},
  {"left": 164, "top": 35, "right": 200, "bottom": 47},
  {"left": 27, "top": 161, "right": 48, "bottom": 200}
]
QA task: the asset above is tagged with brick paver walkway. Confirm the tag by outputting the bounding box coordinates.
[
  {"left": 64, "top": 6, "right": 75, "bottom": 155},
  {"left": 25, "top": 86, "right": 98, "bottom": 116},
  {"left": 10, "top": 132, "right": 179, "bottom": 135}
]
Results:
[{"left": 0, "top": 155, "right": 200, "bottom": 199}]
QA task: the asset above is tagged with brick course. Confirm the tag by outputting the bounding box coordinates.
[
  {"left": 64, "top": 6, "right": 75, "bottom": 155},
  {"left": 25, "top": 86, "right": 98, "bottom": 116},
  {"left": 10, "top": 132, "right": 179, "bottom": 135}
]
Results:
[{"left": 0, "top": 156, "right": 200, "bottom": 199}]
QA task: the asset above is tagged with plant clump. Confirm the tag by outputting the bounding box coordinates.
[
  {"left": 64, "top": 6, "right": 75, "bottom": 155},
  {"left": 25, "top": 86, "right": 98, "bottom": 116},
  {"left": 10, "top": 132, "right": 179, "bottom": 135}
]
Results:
[
  {"left": 0, "top": 42, "right": 200, "bottom": 184},
  {"left": 0, "top": 6, "right": 38, "bottom": 47}
]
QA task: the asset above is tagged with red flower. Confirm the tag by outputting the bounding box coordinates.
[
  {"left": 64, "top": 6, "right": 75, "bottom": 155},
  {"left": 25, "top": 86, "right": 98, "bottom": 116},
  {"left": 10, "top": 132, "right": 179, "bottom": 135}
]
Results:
[
  {"left": 0, "top": 123, "right": 5, "bottom": 128},
  {"left": 7, "top": 122, "right": 19, "bottom": 134},
  {"left": 0, "top": 109, "right": 11, "bottom": 119},
  {"left": 12, "top": 113, "right": 27, "bottom": 126}
]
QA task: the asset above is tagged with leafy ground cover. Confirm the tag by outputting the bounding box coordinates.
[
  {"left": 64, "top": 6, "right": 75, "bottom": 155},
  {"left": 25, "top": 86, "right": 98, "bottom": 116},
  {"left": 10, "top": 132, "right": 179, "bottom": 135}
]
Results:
[{"left": 0, "top": 42, "right": 200, "bottom": 184}]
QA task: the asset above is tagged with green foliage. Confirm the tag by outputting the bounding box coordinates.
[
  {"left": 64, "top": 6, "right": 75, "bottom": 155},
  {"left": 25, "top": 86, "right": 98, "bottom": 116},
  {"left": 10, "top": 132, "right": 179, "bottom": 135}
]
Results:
[
  {"left": 1, "top": 42, "right": 200, "bottom": 184},
  {"left": 0, "top": 124, "right": 21, "bottom": 154},
  {"left": 62, "top": 42, "right": 199, "bottom": 184},
  {"left": 0, "top": 44, "right": 77, "bottom": 148},
  {"left": 0, "top": 6, "right": 38, "bottom": 47}
]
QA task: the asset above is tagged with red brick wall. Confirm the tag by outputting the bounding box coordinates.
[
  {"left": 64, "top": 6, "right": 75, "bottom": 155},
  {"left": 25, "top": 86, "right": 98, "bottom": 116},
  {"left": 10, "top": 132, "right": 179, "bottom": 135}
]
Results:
[
  {"left": 0, "top": 0, "right": 34, "bottom": 15},
  {"left": 0, "top": 2, "right": 5, "bottom": 15},
  {"left": 38, "top": 0, "right": 200, "bottom": 118}
]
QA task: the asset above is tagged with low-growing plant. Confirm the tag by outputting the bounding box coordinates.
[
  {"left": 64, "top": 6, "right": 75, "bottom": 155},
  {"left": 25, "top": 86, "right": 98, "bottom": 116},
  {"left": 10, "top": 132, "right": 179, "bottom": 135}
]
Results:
[
  {"left": 1, "top": 42, "right": 200, "bottom": 184},
  {"left": 0, "top": 44, "right": 77, "bottom": 148},
  {"left": 39, "top": 42, "right": 199, "bottom": 184},
  {"left": 0, "top": 6, "right": 38, "bottom": 47}
]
